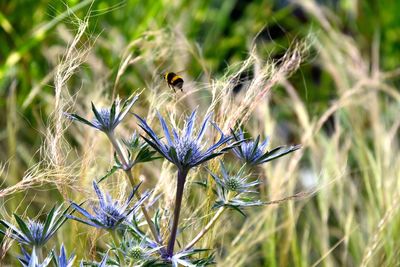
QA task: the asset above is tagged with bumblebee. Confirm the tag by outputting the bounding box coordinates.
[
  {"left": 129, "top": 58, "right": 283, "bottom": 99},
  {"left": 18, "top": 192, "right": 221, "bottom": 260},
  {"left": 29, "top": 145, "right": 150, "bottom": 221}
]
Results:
[{"left": 164, "top": 72, "right": 184, "bottom": 92}]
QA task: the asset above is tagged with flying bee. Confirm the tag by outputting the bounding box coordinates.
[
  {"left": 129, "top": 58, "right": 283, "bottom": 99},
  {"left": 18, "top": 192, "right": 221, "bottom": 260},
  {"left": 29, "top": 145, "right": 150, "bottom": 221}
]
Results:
[{"left": 163, "top": 71, "right": 184, "bottom": 92}]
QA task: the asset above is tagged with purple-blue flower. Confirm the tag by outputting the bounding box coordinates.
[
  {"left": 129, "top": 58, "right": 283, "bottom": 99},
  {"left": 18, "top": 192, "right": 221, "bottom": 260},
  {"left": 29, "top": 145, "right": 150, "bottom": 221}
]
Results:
[
  {"left": 0, "top": 205, "right": 69, "bottom": 247},
  {"left": 65, "top": 94, "right": 139, "bottom": 133},
  {"left": 136, "top": 110, "right": 243, "bottom": 257},
  {"left": 67, "top": 181, "right": 146, "bottom": 230},
  {"left": 17, "top": 246, "right": 32, "bottom": 267},
  {"left": 232, "top": 130, "right": 301, "bottom": 166},
  {"left": 52, "top": 244, "right": 76, "bottom": 267},
  {"left": 135, "top": 110, "right": 240, "bottom": 172},
  {"left": 17, "top": 247, "right": 52, "bottom": 267}
]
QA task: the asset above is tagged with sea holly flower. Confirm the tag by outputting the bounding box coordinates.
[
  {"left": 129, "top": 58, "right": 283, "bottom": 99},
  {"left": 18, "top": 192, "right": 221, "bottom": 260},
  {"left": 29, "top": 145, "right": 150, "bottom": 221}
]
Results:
[
  {"left": 118, "top": 235, "right": 161, "bottom": 265},
  {"left": 67, "top": 181, "right": 147, "bottom": 230},
  {"left": 64, "top": 94, "right": 139, "bottom": 134},
  {"left": 209, "top": 161, "right": 263, "bottom": 216},
  {"left": 208, "top": 161, "right": 260, "bottom": 194},
  {"left": 17, "top": 246, "right": 31, "bottom": 267},
  {"left": 232, "top": 130, "right": 301, "bottom": 166},
  {"left": 0, "top": 205, "right": 70, "bottom": 247},
  {"left": 52, "top": 244, "right": 76, "bottom": 267},
  {"left": 17, "top": 247, "right": 52, "bottom": 267},
  {"left": 136, "top": 110, "right": 243, "bottom": 257},
  {"left": 135, "top": 110, "right": 241, "bottom": 172}
]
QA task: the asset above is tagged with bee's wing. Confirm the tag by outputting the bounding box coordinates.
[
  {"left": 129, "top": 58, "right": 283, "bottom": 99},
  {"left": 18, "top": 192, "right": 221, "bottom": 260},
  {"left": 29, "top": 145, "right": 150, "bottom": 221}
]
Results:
[{"left": 175, "top": 69, "right": 186, "bottom": 75}]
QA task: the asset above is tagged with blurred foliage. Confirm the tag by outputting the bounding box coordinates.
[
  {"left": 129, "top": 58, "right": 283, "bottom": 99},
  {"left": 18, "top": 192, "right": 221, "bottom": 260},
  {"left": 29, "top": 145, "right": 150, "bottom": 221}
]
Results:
[{"left": 1, "top": 0, "right": 399, "bottom": 159}]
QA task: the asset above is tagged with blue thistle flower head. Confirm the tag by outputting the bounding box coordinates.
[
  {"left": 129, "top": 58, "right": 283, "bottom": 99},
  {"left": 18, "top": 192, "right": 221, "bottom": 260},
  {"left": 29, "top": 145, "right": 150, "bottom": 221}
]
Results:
[
  {"left": 52, "top": 244, "right": 76, "bottom": 267},
  {"left": 64, "top": 94, "right": 139, "bottom": 134},
  {"left": 135, "top": 110, "right": 241, "bottom": 172},
  {"left": 232, "top": 130, "right": 301, "bottom": 166},
  {"left": 209, "top": 161, "right": 260, "bottom": 194},
  {"left": 0, "top": 205, "right": 69, "bottom": 247},
  {"left": 27, "top": 220, "right": 45, "bottom": 244},
  {"left": 17, "top": 246, "right": 32, "bottom": 266},
  {"left": 17, "top": 247, "right": 52, "bottom": 267},
  {"left": 210, "top": 161, "right": 264, "bottom": 216},
  {"left": 120, "top": 236, "right": 161, "bottom": 264},
  {"left": 67, "top": 181, "right": 146, "bottom": 230}
]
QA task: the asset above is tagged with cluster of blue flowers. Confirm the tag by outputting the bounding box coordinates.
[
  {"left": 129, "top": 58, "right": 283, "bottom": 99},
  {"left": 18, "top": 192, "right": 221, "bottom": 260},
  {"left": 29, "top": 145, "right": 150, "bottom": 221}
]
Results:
[{"left": 1, "top": 94, "right": 300, "bottom": 266}]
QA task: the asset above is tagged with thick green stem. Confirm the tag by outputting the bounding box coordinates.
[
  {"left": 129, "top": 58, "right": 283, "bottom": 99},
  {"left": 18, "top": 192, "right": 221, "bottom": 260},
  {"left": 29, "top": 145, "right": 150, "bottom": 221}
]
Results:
[
  {"left": 166, "top": 169, "right": 188, "bottom": 257},
  {"left": 106, "top": 132, "right": 163, "bottom": 248}
]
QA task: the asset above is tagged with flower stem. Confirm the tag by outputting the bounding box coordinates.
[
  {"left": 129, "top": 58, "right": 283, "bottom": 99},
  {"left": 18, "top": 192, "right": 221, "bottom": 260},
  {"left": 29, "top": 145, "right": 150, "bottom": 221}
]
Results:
[
  {"left": 184, "top": 207, "right": 225, "bottom": 250},
  {"left": 110, "top": 231, "right": 124, "bottom": 265},
  {"left": 33, "top": 246, "right": 43, "bottom": 262},
  {"left": 106, "top": 132, "right": 163, "bottom": 248},
  {"left": 166, "top": 169, "right": 188, "bottom": 257},
  {"left": 107, "top": 132, "right": 130, "bottom": 168}
]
